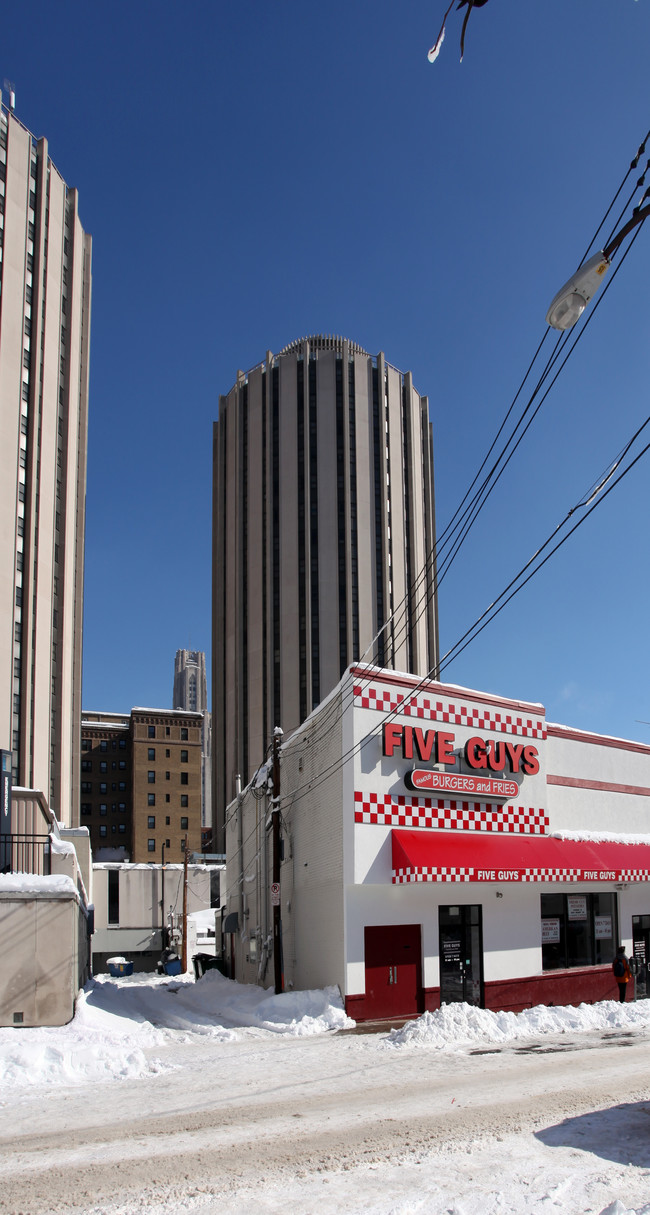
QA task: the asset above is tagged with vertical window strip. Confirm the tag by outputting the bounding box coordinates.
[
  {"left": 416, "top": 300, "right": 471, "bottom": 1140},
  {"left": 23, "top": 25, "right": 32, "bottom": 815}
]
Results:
[
  {"left": 336, "top": 358, "right": 347, "bottom": 677},
  {"left": 297, "top": 360, "right": 307, "bottom": 721},
  {"left": 372, "top": 367, "right": 385, "bottom": 667},
  {"left": 219, "top": 414, "right": 228, "bottom": 820},
  {"left": 348, "top": 361, "right": 359, "bottom": 661},
  {"left": 308, "top": 359, "right": 320, "bottom": 705},
  {"left": 272, "top": 366, "right": 281, "bottom": 726},
  {"left": 241, "top": 384, "right": 249, "bottom": 782},
  {"left": 262, "top": 372, "right": 268, "bottom": 751},
  {"left": 402, "top": 383, "right": 414, "bottom": 672},
  {"left": 385, "top": 374, "right": 395, "bottom": 665}
]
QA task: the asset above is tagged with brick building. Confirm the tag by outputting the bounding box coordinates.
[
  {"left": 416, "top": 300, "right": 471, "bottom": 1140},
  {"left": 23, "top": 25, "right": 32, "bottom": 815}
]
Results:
[{"left": 81, "top": 708, "right": 203, "bottom": 863}]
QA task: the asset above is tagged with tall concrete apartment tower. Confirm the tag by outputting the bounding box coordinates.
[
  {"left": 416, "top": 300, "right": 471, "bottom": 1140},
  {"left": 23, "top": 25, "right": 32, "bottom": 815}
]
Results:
[
  {"left": 0, "top": 96, "right": 92, "bottom": 821},
  {"left": 173, "top": 649, "right": 212, "bottom": 834},
  {"left": 212, "top": 335, "right": 439, "bottom": 848}
]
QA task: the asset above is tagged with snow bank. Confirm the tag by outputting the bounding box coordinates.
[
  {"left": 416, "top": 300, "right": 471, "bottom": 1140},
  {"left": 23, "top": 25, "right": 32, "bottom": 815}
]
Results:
[
  {"left": 90, "top": 969, "right": 354, "bottom": 1038},
  {"left": 0, "top": 970, "right": 353, "bottom": 1092},
  {"left": 385, "top": 998, "right": 650, "bottom": 1050}
]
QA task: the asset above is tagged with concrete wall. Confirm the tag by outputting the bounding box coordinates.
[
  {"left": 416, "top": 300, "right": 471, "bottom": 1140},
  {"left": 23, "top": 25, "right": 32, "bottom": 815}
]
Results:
[{"left": 0, "top": 883, "right": 90, "bottom": 1027}]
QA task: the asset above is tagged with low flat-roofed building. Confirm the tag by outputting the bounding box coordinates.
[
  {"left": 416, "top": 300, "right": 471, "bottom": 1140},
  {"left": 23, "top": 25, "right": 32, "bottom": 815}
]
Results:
[{"left": 224, "top": 666, "right": 650, "bottom": 1016}]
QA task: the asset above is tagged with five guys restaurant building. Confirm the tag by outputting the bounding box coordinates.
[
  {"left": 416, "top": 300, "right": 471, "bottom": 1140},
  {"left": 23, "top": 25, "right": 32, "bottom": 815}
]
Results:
[{"left": 224, "top": 667, "right": 650, "bottom": 1019}]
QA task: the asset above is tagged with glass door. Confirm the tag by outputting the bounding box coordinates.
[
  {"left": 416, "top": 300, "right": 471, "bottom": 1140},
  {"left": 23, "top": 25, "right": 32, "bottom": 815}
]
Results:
[{"left": 439, "top": 904, "right": 484, "bottom": 1007}]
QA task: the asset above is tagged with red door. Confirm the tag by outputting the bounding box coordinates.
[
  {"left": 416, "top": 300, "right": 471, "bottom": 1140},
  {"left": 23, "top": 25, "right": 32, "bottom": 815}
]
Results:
[{"left": 364, "top": 924, "right": 423, "bottom": 1019}]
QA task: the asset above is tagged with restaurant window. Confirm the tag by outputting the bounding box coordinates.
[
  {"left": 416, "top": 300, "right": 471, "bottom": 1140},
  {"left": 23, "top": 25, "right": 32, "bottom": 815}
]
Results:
[{"left": 541, "top": 892, "right": 617, "bottom": 970}]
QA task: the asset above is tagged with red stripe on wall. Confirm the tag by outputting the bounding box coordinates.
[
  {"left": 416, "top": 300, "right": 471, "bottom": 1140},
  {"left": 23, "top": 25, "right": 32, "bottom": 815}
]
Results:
[{"left": 547, "top": 774, "right": 650, "bottom": 797}]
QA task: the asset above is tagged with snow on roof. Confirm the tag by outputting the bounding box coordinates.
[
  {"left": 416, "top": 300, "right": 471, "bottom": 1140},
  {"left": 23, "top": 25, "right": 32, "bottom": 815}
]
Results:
[
  {"left": 551, "top": 828, "right": 650, "bottom": 845},
  {"left": 81, "top": 716, "right": 129, "bottom": 728},
  {"left": 0, "top": 873, "right": 79, "bottom": 899},
  {"left": 547, "top": 720, "right": 650, "bottom": 750},
  {"left": 92, "top": 861, "right": 212, "bottom": 872},
  {"left": 49, "top": 836, "right": 76, "bottom": 856},
  {"left": 348, "top": 662, "right": 546, "bottom": 711}
]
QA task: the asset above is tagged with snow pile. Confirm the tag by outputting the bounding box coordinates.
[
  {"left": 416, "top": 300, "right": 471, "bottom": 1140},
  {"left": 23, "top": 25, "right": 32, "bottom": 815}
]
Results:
[
  {"left": 0, "top": 986, "right": 168, "bottom": 1091},
  {"left": 385, "top": 998, "right": 650, "bottom": 1050},
  {"left": 88, "top": 969, "right": 353, "bottom": 1038},
  {"left": 0, "top": 970, "right": 353, "bottom": 1091}
]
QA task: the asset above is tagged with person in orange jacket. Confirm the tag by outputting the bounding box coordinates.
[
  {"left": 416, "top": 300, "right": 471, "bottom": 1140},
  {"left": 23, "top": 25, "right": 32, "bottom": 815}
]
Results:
[{"left": 613, "top": 946, "right": 632, "bottom": 1002}]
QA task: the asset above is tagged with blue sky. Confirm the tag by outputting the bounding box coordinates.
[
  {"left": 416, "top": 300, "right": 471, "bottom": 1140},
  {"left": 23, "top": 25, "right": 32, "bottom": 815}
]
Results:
[{"left": 3, "top": 1, "right": 650, "bottom": 740}]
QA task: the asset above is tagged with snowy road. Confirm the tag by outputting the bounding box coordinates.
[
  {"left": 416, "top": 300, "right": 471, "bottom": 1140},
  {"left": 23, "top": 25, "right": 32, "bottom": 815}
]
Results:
[{"left": 3, "top": 1015, "right": 650, "bottom": 1214}]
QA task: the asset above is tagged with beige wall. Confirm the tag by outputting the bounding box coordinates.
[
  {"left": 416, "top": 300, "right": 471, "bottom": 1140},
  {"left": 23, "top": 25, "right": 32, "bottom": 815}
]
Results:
[
  {"left": 0, "top": 889, "right": 90, "bottom": 1027},
  {"left": 0, "top": 106, "right": 91, "bottom": 829}
]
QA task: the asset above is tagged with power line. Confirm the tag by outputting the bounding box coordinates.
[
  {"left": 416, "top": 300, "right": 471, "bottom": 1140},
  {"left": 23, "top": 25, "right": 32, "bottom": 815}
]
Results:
[{"left": 278, "top": 394, "right": 650, "bottom": 811}]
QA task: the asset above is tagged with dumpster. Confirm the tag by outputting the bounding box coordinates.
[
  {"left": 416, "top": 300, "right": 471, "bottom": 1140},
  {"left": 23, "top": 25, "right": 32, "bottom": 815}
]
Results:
[
  {"left": 107, "top": 956, "right": 134, "bottom": 977},
  {"left": 193, "top": 953, "right": 226, "bottom": 980}
]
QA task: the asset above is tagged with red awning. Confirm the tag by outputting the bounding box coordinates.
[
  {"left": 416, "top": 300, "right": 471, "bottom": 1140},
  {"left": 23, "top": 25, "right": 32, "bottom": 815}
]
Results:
[{"left": 392, "top": 829, "right": 650, "bottom": 885}]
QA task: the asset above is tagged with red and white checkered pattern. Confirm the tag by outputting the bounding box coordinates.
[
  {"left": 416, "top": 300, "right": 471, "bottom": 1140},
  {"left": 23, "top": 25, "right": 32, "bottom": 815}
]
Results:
[
  {"left": 619, "top": 870, "right": 650, "bottom": 882},
  {"left": 393, "top": 866, "right": 583, "bottom": 884},
  {"left": 353, "top": 683, "right": 546, "bottom": 739},
  {"left": 394, "top": 866, "right": 473, "bottom": 883},
  {"left": 519, "top": 869, "right": 582, "bottom": 882},
  {"left": 354, "top": 791, "right": 549, "bottom": 834}
]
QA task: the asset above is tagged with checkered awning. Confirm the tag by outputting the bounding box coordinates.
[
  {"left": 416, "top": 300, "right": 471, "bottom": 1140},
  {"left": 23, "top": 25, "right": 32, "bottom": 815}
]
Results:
[{"left": 391, "top": 830, "right": 650, "bottom": 884}]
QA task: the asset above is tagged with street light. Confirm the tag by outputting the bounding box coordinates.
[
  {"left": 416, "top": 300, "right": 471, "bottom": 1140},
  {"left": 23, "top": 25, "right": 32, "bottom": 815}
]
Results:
[
  {"left": 545, "top": 251, "right": 611, "bottom": 330},
  {"left": 546, "top": 201, "right": 650, "bottom": 330}
]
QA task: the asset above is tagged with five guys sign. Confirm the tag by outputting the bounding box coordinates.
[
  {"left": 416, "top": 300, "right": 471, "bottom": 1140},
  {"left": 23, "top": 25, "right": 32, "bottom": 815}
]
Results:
[{"left": 382, "top": 723, "right": 539, "bottom": 799}]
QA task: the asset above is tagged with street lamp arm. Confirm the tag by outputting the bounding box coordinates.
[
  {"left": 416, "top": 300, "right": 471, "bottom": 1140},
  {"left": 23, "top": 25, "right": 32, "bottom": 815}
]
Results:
[{"left": 604, "top": 201, "right": 650, "bottom": 259}]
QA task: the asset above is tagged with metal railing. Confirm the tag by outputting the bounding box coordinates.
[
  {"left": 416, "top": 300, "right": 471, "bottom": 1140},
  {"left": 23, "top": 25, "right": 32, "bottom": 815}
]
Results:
[{"left": 0, "top": 834, "right": 51, "bottom": 876}]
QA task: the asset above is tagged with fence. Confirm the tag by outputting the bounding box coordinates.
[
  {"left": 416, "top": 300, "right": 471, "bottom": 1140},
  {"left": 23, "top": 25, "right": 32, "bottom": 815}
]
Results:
[{"left": 0, "top": 834, "right": 51, "bottom": 876}]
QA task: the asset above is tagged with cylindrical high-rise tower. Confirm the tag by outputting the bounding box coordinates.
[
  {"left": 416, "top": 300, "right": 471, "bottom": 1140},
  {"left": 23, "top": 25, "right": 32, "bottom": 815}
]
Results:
[{"left": 212, "top": 335, "right": 439, "bottom": 846}]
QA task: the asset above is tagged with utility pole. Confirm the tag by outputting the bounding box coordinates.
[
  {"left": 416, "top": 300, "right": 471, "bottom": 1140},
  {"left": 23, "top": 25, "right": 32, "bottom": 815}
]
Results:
[
  {"left": 181, "top": 834, "right": 188, "bottom": 973},
  {"left": 161, "top": 841, "right": 167, "bottom": 950},
  {"left": 271, "top": 727, "right": 283, "bottom": 995}
]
